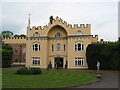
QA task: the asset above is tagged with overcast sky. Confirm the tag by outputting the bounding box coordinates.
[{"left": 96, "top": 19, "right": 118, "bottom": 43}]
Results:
[{"left": 0, "top": 0, "right": 119, "bottom": 41}]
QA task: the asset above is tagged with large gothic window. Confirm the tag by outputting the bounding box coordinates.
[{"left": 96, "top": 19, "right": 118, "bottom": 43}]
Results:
[
  {"left": 33, "top": 32, "right": 40, "bottom": 37},
  {"left": 76, "top": 30, "right": 83, "bottom": 35},
  {"left": 75, "top": 43, "right": 84, "bottom": 51},
  {"left": 55, "top": 33, "right": 62, "bottom": 37},
  {"left": 57, "top": 43, "right": 60, "bottom": 51},
  {"left": 33, "top": 43, "right": 40, "bottom": 51}
]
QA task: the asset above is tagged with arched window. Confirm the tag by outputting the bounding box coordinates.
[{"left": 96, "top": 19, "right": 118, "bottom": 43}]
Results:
[
  {"left": 76, "top": 30, "right": 83, "bottom": 35},
  {"left": 52, "top": 44, "right": 54, "bottom": 51},
  {"left": 33, "top": 43, "right": 40, "bottom": 51},
  {"left": 57, "top": 43, "right": 60, "bottom": 51},
  {"left": 55, "top": 33, "right": 62, "bottom": 37},
  {"left": 33, "top": 32, "right": 40, "bottom": 37},
  {"left": 75, "top": 42, "right": 84, "bottom": 51},
  {"left": 64, "top": 44, "right": 66, "bottom": 51}
]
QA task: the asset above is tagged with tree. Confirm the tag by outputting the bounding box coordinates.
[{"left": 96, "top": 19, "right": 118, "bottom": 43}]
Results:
[
  {"left": 1, "top": 31, "right": 13, "bottom": 37},
  {"left": 118, "top": 37, "right": 120, "bottom": 42},
  {"left": 19, "top": 34, "right": 26, "bottom": 37},
  {"left": 14, "top": 34, "right": 26, "bottom": 37},
  {"left": 1, "top": 44, "right": 13, "bottom": 67}
]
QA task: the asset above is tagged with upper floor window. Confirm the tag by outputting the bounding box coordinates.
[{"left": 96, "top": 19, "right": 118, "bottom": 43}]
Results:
[
  {"left": 33, "top": 32, "right": 40, "bottom": 37},
  {"left": 52, "top": 44, "right": 54, "bottom": 51},
  {"left": 14, "top": 48, "right": 18, "bottom": 53},
  {"left": 22, "top": 48, "right": 26, "bottom": 53},
  {"left": 75, "top": 58, "right": 84, "bottom": 66},
  {"left": 76, "top": 30, "right": 83, "bottom": 35},
  {"left": 55, "top": 33, "right": 62, "bottom": 38},
  {"left": 33, "top": 43, "right": 40, "bottom": 51},
  {"left": 75, "top": 43, "right": 84, "bottom": 51},
  {"left": 57, "top": 43, "right": 60, "bottom": 51},
  {"left": 64, "top": 44, "right": 66, "bottom": 51}
]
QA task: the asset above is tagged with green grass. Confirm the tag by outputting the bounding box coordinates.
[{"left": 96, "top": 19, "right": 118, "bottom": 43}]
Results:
[{"left": 2, "top": 70, "right": 98, "bottom": 88}]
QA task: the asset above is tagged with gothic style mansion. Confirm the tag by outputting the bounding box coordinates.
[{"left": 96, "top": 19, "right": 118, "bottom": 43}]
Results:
[{"left": 3, "top": 16, "right": 98, "bottom": 69}]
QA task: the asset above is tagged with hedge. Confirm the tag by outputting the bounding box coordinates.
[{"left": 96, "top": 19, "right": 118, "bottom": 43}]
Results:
[
  {"left": 86, "top": 42, "right": 120, "bottom": 70},
  {"left": 16, "top": 67, "right": 42, "bottom": 75}
]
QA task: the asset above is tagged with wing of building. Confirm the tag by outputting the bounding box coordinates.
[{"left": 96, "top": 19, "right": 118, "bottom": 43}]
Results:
[{"left": 2, "top": 16, "right": 98, "bottom": 69}]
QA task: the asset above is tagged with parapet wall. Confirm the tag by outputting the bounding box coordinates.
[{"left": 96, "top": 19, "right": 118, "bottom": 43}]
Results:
[
  {"left": 30, "top": 16, "right": 91, "bottom": 30},
  {"left": 2, "top": 37, "right": 26, "bottom": 44}
]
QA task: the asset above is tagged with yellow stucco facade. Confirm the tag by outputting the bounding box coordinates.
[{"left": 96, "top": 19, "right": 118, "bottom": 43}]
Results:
[{"left": 3, "top": 16, "right": 98, "bottom": 69}]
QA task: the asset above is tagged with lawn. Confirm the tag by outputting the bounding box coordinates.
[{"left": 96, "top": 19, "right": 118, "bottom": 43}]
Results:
[{"left": 2, "top": 70, "right": 98, "bottom": 88}]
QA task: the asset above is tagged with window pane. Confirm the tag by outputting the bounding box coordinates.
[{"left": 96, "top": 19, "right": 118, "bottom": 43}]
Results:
[
  {"left": 75, "top": 60, "right": 77, "bottom": 65},
  {"left": 64, "top": 44, "right": 66, "bottom": 51},
  {"left": 35, "top": 44, "right": 38, "bottom": 47},
  {"left": 75, "top": 44, "right": 77, "bottom": 51},
  {"left": 57, "top": 44, "right": 60, "bottom": 51},
  {"left": 78, "top": 43, "right": 81, "bottom": 51},
  {"left": 39, "top": 45, "right": 40, "bottom": 51},
  {"left": 35, "top": 48, "right": 38, "bottom": 51}
]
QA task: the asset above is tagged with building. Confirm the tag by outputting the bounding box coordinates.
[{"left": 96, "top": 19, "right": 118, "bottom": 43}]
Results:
[{"left": 3, "top": 16, "right": 98, "bottom": 69}]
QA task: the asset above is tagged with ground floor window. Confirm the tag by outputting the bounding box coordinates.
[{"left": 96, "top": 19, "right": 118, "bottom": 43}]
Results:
[
  {"left": 32, "top": 57, "right": 40, "bottom": 65},
  {"left": 75, "top": 58, "right": 84, "bottom": 66},
  {"left": 14, "top": 58, "right": 18, "bottom": 62}
]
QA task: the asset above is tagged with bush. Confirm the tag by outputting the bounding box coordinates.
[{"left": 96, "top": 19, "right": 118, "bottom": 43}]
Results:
[
  {"left": 1, "top": 44, "right": 13, "bottom": 67},
  {"left": 86, "top": 42, "right": 120, "bottom": 70},
  {"left": 16, "top": 67, "right": 42, "bottom": 75}
]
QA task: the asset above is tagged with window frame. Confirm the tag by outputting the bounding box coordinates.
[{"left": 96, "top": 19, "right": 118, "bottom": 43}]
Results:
[
  {"left": 52, "top": 44, "right": 54, "bottom": 52},
  {"left": 33, "top": 32, "right": 40, "bottom": 37},
  {"left": 74, "top": 42, "right": 84, "bottom": 51},
  {"left": 57, "top": 43, "right": 60, "bottom": 52},
  {"left": 32, "top": 43, "right": 40, "bottom": 52},
  {"left": 64, "top": 44, "right": 66, "bottom": 51},
  {"left": 32, "top": 57, "right": 40, "bottom": 65},
  {"left": 74, "top": 57, "right": 84, "bottom": 66},
  {"left": 55, "top": 33, "right": 62, "bottom": 38},
  {"left": 76, "top": 30, "right": 83, "bottom": 35}
]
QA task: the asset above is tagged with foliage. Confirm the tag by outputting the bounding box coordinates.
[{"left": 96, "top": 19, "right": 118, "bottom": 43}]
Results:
[
  {"left": 14, "top": 34, "right": 26, "bottom": 37},
  {"left": 86, "top": 42, "right": 120, "bottom": 70},
  {"left": 1, "top": 31, "right": 13, "bottom": 37},
  {"left": 1, "top": 44, "right": 13, "bottom": 67},
  {"left": 16, "top": 67, "right": 42, "bottom": 75},
  {"left": 86, "top": 44, "right": 104, "bottom": 70}
]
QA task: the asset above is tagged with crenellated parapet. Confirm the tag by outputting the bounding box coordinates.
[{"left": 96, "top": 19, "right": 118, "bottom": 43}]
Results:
[
  {"left": 3, "top": 37, "right": 26, "bottom": 39},
  {"left": 29, "top": 16, "right": 91, "bottom": 31},
  {"left": 2, "top": 37, "right": 26, "bottom": 44}
]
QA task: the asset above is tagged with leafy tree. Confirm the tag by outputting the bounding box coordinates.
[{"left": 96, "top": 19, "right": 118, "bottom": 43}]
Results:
[
  {"left": 101, "top": 42, "right": 120, "bottom": 70},
  {"left": 86, "top": 44, "right": 105, "bottom": 70},
  {"left": 1, "top": 44, "right": 13, "bottom": 67},
  {"left": 118, "top": 37, "right": 120, "bottom": 42},
  {"left": 86, "top": 42, "right": 120, "bottom": 70},
  {"left": 1, "top": 31, "right": 13, "bottom": 37},
  {"left": 19, "top": 34, "right": 26, "bottom": 37},
  {"left": 14, "top": 34, "right": 26, "bottom": 37},
  {"left": 14, "top": 34, "right": 19, "bottom": 37}
]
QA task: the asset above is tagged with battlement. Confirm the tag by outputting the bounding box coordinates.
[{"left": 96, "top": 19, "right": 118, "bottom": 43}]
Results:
[
  {"left": 2, "top": 37, "right": 26, "bottom": 44},
  {"left": 29, "top": 16, "right": 91, "bottom": 30},
  {"left": 3, "top": 37, "right": 26, "bottom": 39}
]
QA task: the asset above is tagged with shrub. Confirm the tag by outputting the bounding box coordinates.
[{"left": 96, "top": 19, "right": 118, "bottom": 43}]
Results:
[
  {"left": 16, "top": 67, "right": 42, "bottom": 75},
  {"left": 86, "top": 42, "right": 120, "bottom": 70}
]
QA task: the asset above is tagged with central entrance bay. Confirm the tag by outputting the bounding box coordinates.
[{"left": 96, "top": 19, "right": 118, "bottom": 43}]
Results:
[{"left": 54, "top": 57, "right": 63, "bottom": 69}]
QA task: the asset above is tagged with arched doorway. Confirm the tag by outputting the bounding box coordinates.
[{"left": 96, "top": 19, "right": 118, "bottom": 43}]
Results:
[{"left": 54, "top": 57, "right": 63, "bottom": 69}]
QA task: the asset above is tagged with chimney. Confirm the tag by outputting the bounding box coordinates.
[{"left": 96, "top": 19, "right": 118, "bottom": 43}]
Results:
[{"left": 50, "top": 16, "right": 54, "bottom": 24}]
